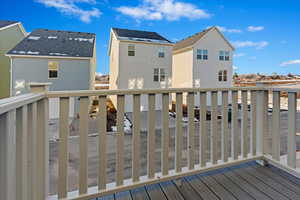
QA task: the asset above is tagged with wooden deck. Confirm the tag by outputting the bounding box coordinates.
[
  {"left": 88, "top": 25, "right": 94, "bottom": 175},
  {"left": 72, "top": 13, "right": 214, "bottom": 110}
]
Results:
[{"left": 94, "top": 161, "right": 300, "bottom": 200}]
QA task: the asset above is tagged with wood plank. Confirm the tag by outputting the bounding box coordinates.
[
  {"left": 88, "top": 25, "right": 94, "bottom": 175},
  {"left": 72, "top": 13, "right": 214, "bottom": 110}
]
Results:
[
  {"left": 147, "top": 94, "right": 156, "bottom": 179},
  {"left": 172, "top": 178, "right": 202, "bottom": 200},
  {"left": 267, "top": 165, "right": 300, "bottom": 187},
  {"left": 232, "top": 166, "right": 289, "bottom": 200},
  {"left": 287, "top": 92, "right": 296, "bottom": 168},
  {"left": 244, "top": 165, "right": 300, "bottom": 199},
  {"left": 212, "top": 173, "right": 254, "bottom": 200},
  {"left": 187, "top": 92, "right": 195, "bottom": 169},
  {"left": 200, "top": 92, "right": 207, "bottom": 167},
  {"left": 223, "top": 170, "right": 272, "bottom": 200},
  {"left": 132, "top": 94, "right": 141, "bottom": 182},
  {"left": 199, "top": 175, "right": 237, "bottom": 200},
  {"left": 161, "top": 93, "right": 169, "bottom": 175},
  {"left": 175, "top": 93, "right": 183, "bottom": 173},
  {"left": 160, "top": 181, "right": 184, "bottom": 200},
  {"left": 16, "top": 105, "right": 28, "bottom": 200},
  {"left": 58, "top": 97, "right": 69, "bottom": 198},
  {"left": 222, "top": 91, "right": 229, "bottom": 162},
  {"left": 115, "top": 191, "right": 132, "bottom": 200},
  {"left": 250, "top": 91, "right": 257, "bottom": 156},
  {"left": 116, "top": 95, "right": 125, "bottom": 186},
  {"left": 241, "top": 90, "right": 248, "bottom": 158},
  {"left": 98, "top": 95, "right": 107, "bottom": 190},
  {"left": 272, "top": 91, "right": 280, "bottom": 161},
  {"left": 145, "top": 184, "right": 167, "bottom": 200},
  {"left": 185, "top": 176, "right": 219, "bottom": 200},
  {"left": 231, "top": 90, "right": 239, "bottom": 160},
  {"left": 211, "top": 91, "right": 218, "bottom": 164},
  {"left": 79, "top": 97, "right": 89, "bottom": 194},
  {"left": 130, "top": 187, "right": 150, "bottom": 200}
]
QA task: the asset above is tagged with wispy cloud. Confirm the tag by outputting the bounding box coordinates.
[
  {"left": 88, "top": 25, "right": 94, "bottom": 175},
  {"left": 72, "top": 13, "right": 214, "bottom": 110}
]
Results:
[
  {"left": 232, "top": 41, "right": 269, "bottom": 49},
  {"left": 280, "top": 60, "right": 300, "bottom": 67},
  {"left": 36, "top": 0, "right": 101, "bottom": 23},
  {"left": 247, "top": 26, "right": 264, "bottom": 32},
  {"left": 233, "top": 53, "right": 246, "bottom": 57},
  {"left": 233, "top": 65, "right": 238, "bottom": 70},
  {"left": 116, "top": 0, "right": 211, "bottom": 21},
  {"left": 215, "top": 26, "right": 242, "bottom": 33}
]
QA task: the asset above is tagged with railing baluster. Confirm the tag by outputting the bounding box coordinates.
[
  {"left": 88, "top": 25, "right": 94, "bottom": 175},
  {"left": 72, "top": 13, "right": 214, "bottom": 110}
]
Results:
[
  {"left": 27, "top": 102, "right": 37, "bottom": 200},
  {"left": 211, "top": 91, "right": 218, "bottom": 165},
  {"left": 79, "top": 97, "right": 89, "bottom": 194},
  {"left": 0, "top": 110, "right": 16, "bottom": 200},
  {"left": 132, "top": 94, "right": 141, "bottom": 182},
  {"left": 222, "top": 91, "right": 229, "bottom": 162},
  {"left": 200, "top": 92, "right": 207, "bottom": 167},
  {"left": 175, "top": 92, "right": 183, "bottom": 173},
  {"left": 263, "top": 91, "right": 269, "bottom": 155},
  {"left": 36, "top": 98, "right": 49, "bottom": 200},
  {"left": 98, "top": 95, "right": 107, "bottom": 190},
  {"left": 16, "top": 105, "right": 28, "bottom": 200},
  {"left": 58, "top": 97, "right": 69, "bottom": 198},
  {"left": 272, "top": 91, "right": 280, "bottom": 161},
  {"left": 250, "top": 91, "right": 257, "bottom": 156},
  {"left": 116, "top": 95, "right": 125, "bottom": 186},
  {"left": 231, "top": 90, "right": 238, "bottom": 160},
  {"left": 187, "top": 92, "right": 195, "bottom": 169},
  {"left": 162, "top": 93, "right": 169, "bottom": 175},
  {"left": 287, "top": 92, "right": 296, "bottom": 168},
  {"left": 147, "top": 94, "right": 155, "bottom": 179},
  {"left": 241, "top": 90, "right": 248, "bottom": 158}
]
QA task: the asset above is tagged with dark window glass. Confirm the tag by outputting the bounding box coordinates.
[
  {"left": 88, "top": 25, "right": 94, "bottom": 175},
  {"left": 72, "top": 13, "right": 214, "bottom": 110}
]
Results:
[{"left": 49, "top": 70, "right": 58, "bottom": 78}]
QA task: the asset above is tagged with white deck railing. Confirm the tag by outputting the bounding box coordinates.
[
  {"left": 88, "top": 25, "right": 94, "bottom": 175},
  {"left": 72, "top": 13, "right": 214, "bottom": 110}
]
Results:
[{"left": 0, "top": 87, "right": 299, "bottom": 200}]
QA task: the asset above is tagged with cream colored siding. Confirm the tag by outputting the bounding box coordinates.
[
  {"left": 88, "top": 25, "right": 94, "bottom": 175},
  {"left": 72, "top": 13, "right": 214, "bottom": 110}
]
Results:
[{"left": 172, "top": 49, "right": 193, "bottom": 88}]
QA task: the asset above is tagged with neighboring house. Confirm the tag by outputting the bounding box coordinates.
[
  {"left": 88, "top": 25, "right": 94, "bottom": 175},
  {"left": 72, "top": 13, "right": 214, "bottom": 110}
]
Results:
[
  {"left": 0, "top": 20, "right": 27, "bottom": 99},
  {"left": 109, "top": 28, "right": 173, "bottom": 112},
  {"left": 172, "top": 26, "right": 234, "bottom": 105},
  {"left": 6, "top": 29, "right": 96, "bottom": 118}
]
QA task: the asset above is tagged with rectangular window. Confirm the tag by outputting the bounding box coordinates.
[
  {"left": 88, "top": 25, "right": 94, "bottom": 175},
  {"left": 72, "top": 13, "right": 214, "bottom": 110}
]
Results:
[
  {"left": 218, "top": 70, "right": 228, "bottom": 82},
  {"left": 48, "top": 61, "right": 58, "bottom": 79},
  {"left": 225, "top": 51, "right": 230, "bottom": 61},
  {"left": 197, "top": 49, "right": 208, "bottom": 60},
  {"left": 128, "top": 44, "right": 135, "bottom": 56},
  {"left": 160, "top": 68, "right": 166, "bottom": 81},
  {"left": 153, "top": 68, "right": 167, "bottom": 82},
  {"left": 219, "top": 51, "right": 225, "bottom": 61},
  {"left": 218, "top": 71, "right": 223, "bottom": 82},
  {"left": 153, "top": 68, "right": 159, "bottom": 82},
  {"left": 223, "top": 70, "right": 227, "bottom": 81},
  {"left": 158, "top": 47, "right": 165, "bottom": 58}
]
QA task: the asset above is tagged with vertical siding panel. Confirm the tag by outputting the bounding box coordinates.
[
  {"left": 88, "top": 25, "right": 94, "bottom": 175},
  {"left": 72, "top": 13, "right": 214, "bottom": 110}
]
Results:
[
  {"left": 187, "top": 92, "right": 195, "bottom": 169},
  {"left": 200, "top": 92, "right": 207, "bottom": 167},
  {"left": 132, "top": 94, "right": 141, "bottom": 182},
  {"left": 272, "top": 91, "right": 280, "bottom": 161},
  {"left": 162, "top": 93, "right": 169, "bottom": 175},
  {"left": 116, "top": 95, "right": 125, "bottom": 186},
  {"left": 221, "top": 91, "right": 229, "bottom": 162},
  {"left": 147, "top": 94, "right": 156, "bottom": 179},
  {"left": 175, "top": 93, "right": 183, "bottom": 172}
]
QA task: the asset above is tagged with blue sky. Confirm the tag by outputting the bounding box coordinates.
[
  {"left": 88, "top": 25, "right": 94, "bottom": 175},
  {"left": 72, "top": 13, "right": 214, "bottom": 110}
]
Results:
[{"left": 1, "top": 0, "right": 300, "bottom": 75}]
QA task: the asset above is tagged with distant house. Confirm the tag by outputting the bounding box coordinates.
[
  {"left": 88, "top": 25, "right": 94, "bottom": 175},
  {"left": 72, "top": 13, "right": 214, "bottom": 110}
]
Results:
[
  {"left": 6, "top": 29, "right": 96, "bottom": 118},
  {"left": 108, "top": 28, "right": 174, "bottom": 112},
  {"left": 0, "top": 20, "right": 27, "bottom": 99},
  {"left": 172, "top": 26, "right": 234, "bottom": 105}
]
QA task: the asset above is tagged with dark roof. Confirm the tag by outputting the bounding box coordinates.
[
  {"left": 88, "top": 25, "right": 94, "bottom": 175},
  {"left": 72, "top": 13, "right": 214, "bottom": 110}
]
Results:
[
  {"left": 173, "top": 27, "right": 213, "bottom": 51},
  {"left": 0, "top": 20, "right": 19, "bottom": 29},
  {"left": 112, "top": 28, "right": 172, "bottom": 43},
  {"left": 7, "top": 29, "right": 95, "bottom": 58}
]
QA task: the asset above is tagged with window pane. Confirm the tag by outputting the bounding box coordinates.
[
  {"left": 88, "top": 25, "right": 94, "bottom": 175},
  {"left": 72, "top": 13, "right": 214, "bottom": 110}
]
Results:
[
  {"left": 203, "top": 49, "right": 208, "bottom": 55},
  {"left": 128, "top": 45, "right": 135, "bottom": 51},
  {"left": 48, "top": 61, "right": 58, "bottom": 70},
  {"left": 49, "top": 70, "right": 58, "bottom": 78},
  {"left": 128, "top": 51, "right": 135, "bottom": 56},
  {"left": 219, "top": 56, "right": 224, "bottom": 61},
  {"left": 159, "top": 52, "right": 165, "bottom": 58},
  {"left": 153, "top": 75, "right": 159, "bottom": 82},
  {"left": 154, "top": 68, "right": 159, "bottom": 74},
  {"left": 203, "top": 55, "right": 208, "bottom": 60},
  {"left": 223, "top": 70, "right": 227, "bottom": 81},
  {"left": 197, "top": 55, "right": 202, "bottom": 60},
  {"left": 218, "top": 71, "right": 223, "bottom": 81},
  {"left": 219, "top": 51, "right": 224, "bottom": 56},
  {"left": 160, "top": 68, "right": 165, "bottom": 75},
  {"left": 128, "top": 45, "right": 135, "bottom": 56},
  {"left": 197, "top": 49, "right": 202, "bottom": 55}
]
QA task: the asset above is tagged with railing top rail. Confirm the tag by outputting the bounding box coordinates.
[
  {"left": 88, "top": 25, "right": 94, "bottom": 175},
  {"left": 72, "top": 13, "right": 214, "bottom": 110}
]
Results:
[
  {"left": 267, "top": 86, "right": 300, "bottom": 93},
  {"left": 46, "top": 87, "right": 264, "bottom": 98},
  {"left": 0, "top": 93, "right": 45, "bottom": 115}
]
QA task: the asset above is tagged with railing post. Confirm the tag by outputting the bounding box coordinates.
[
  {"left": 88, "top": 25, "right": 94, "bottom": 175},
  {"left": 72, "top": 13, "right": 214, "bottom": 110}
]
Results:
[{"left": 256, "top": 90, "right": 268, "bottom": 156}]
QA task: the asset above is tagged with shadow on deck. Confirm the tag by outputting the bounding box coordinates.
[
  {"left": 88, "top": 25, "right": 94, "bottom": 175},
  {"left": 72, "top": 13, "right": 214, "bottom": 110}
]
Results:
[{"left": 93, "top": 161, "right": 300, "bottom": 200}]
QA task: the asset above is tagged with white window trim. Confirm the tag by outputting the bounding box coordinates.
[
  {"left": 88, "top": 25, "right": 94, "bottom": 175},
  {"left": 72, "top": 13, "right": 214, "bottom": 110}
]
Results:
[
  {"left": 154, "top": 68, "right": 167, "bottom": 82},
  {"left": 48, "top": 61, "right": 59, "bottom": 79}
]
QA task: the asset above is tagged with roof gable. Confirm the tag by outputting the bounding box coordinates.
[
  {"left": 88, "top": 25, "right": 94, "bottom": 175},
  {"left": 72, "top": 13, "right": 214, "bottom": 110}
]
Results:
[
  {"left": 0, "top": 20, "right": 19, "bottom": 29},
  {"left": 7, "top": 29, "right": 95, "bottom": 58}
]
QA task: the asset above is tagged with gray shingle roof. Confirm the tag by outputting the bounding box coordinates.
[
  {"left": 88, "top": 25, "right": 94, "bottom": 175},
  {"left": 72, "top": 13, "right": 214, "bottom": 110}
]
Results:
[
  {"left": 112, "top": 28, "right": 172, "bottom": 43},
  {"left": 0, "top": 20, "right": 19, "bottom": 29},
  {"left": 7, "top": 29, "right": 95, "bottom": 58}
]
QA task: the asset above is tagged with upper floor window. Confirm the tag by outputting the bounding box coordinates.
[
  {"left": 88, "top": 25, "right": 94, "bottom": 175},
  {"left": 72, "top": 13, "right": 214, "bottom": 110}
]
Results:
[
  {"left": 218, "top": 70, "right": 227, "bottom": 82},
  {"left": 48, "top": 61, "right": 58, "bottom": 79},
  {"left": 158, "top": 47, "right": 165, "bottom": 58},
  {"left": 128, "top": 44, "right": 135, "bottom": 56},
  {"left": 154, "top": 68, "right": 167, "bottom": 82},
  {"left": 219, "top": 51, "right": 230, "bottom": 61},
  {"left": 197, "top": 49, "right": 208, "bottom": 60}
]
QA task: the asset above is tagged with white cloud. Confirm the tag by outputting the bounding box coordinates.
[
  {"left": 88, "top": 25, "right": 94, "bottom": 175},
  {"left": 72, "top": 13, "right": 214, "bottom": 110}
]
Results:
[
  {"left": 116, "top": 0, "right": 211, "bottom": 21},
  {"left": 233, "top": 65, "right": 238, "bottom": 70},
  {"left": 233, "top": 53, "right": 246, "bottom": 57},
  {"left": 36, "top": 0, "right": 101, "bottom": 23},
  {"left": 247, "top": 26, "right": 264, "bottom": 32},
  {"left": 215, "top": 26, "right": 242, "bottom": 33},
  {"left": 280, "top": 60, "right": 300, "bottom": 67},
  {"left": 232, "top": 40, "right": 269, "bottom": 49}
]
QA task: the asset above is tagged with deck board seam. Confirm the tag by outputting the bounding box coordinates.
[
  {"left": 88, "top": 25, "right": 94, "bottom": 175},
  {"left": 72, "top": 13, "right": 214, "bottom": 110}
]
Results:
[{"left": 197, "top": 176, "right": 222, "bottom": 200}]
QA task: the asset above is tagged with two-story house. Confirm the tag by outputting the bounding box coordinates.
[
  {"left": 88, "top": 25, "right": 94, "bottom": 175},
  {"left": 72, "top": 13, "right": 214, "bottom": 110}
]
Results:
[
  {"left": 6, "top": 29, "right": 96, "bottom": 118},
  {"left": 109, "top": 28, "right": 174, "bottom": 112},
  {"left": 172, "top": 26, "right": 234, "bottom": 105},
  {"left": 0, "top": 20, "right": 27, "bottom": 99}
]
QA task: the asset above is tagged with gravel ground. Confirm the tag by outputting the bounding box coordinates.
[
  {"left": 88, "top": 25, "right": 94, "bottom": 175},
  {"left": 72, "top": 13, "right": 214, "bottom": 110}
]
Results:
[{"left": 48, "top": 111, "right": 300, "bottom": 195}]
